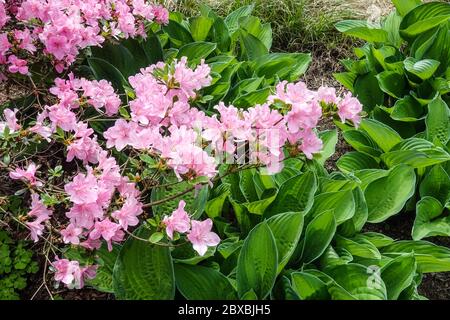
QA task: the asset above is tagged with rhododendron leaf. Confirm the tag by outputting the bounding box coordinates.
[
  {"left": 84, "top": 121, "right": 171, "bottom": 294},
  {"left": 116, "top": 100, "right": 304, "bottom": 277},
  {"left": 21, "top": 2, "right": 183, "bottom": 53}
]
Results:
[
  {"left": 112, "top": 227, "right": 175, "bottom": 300},
  {"left": 266, "top": 212, "right": 304, "bottom": 273},
  {"left": 412, "top": 196, "right": 450, "bottom": 240},
  {"left": 324, "top": 264, "right": 387, "bottom": 300},
  {"left": 381, "top": 240, "right": 450, "bottom": 273},
  {"left": 300, "top": 210, "right": 336, "bottom": 264},
  {"left": 266, "top": 172, "right": 317, "bottom": 217},
  {"left": 237, "top": 221, "right": 278, "bottom": 299},
  {"left": 365, "top": 164, "right": 416, "bottom": 223},
  {"left": 174, "top": 264, "right": 237, "bottom": 300},
  {"left": 426, "top": 96, "right": 450, "bottom": 145}
]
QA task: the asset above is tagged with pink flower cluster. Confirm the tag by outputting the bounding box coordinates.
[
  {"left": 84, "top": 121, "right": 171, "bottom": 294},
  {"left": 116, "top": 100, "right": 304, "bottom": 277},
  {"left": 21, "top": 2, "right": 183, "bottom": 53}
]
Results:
[
  {"left": 52, "top": 257, "right": 97, "bottom": 289},
  {"left": 163, "top": 200, "right": 220, "bottom": 256},
  {"left": 25, "top": 193, "right": 53, "bottom": 242},
  {"left": 0, "top": 0, "right": 168, "bottom": 77},
  {"left": 9, "top": 162, "right": 42, "bottom": 187}
]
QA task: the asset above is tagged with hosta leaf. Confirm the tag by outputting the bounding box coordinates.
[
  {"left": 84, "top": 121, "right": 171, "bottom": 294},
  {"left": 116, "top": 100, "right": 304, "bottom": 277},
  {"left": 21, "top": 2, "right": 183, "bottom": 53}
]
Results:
[
  {"left": 412, "top": 196, "right": 450, "bottom": 240},
  {"left": 224, "top": 4, "right": 254, "bottom": 34},
  {"left": 236, "top": 222, "right": 278, "bottom": 299},
  {"left": 376, "top": 71, "right": 406, "bottom": 99},
  {"left": 300, "top": 210, "right": 337, "bottom": 264},
  {"left": 337, "top": 151, "right": 380, "bottom": 173},
  {"left": 335, "top": 235, "right": 381, "bottom": 260},
  {"left": 342, "top": 130, "right": 381, "bottom": 158},
  {"left": 242, "top": 188, "right": 277, "bottom": 215},
  {"left": 335, "top": 20, "right": 388, "bottom": 42},
  {"left": 291, "top": 272, "right": 330, "bottom": 300},
  {"left": 391, "top": 96, "right": 425, "bottom": 122},
  {"left": 333, "top": 72, "right": 357, "bottom": 91},
  {"left": 354, "top": 169, "right": 389, "bottom": 191},
  {"left": 365, "top": 164, "right": 416, "bottom": 223},
  {"left": 112, "top": 227, "right": 175, "bottom": 300},
  {"left": 177, "top": 42, "right": 217, "bottom": 64},
  {"left": 315, "top": 130, "right": 338, "bottom": 165},
  {"left": 87, "top": 57, "right": 128, "bottom": 93},
  {"left": 163, "top": 20, "right": 194, "bottom": 47},
  {"left": 324, "top": 264, "right": 387, "bottom": 300},
  {"left": 381, "top": 253, "right": 416, "bottom": 300},
  {"left": 354, "top": 72, "right": 384, "bottom": 111},
  {"left": 266, "top": 172, "right": 317, "bottom": 217},
  {"left": 381, "top": 147, "right": 450, "bottom": 168},
  {"left": 400, "top": 2, "right": 450, "bottom": 39},
  {"left": 404, "top": 57, "right": 440, "bottom": 80},
  {"left": 381, "top": 240, "right": 450, "bottom": 273},
  {"left": 174, "top": 264, "right": 237, "bottom": 300},
  {"left": 309, "top": 190, "right": 355, "bottom": 225},
  {"left": 420, "top": 165, "right": 450, "bottom": 203},
  {"left": 426, "top": 96, "right": 450, "bottom": 145},
  {"left": 360, "top": 119, "right": 403, "bottom": 152},
  {"left": 189, "top": 16, "right": 214, "bottom": 41},
  {"left": 392, "top": 0, "right": 421, "bottom": 17},
  {"left": 266, "top": 212, "right": 304, "bottom": 273}
]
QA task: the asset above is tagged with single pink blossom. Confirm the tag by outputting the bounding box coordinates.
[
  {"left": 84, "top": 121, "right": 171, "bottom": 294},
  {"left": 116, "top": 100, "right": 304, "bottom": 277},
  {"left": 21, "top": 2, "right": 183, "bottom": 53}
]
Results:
[
  {"left": 9, "top": 162, "right": 42, "bottom": 186},
  {"left": 162, "top": 200, "right": 191, "bottom": 239},
  {"left": 187, "top": 219, "right": 220, "bottom": 256}
]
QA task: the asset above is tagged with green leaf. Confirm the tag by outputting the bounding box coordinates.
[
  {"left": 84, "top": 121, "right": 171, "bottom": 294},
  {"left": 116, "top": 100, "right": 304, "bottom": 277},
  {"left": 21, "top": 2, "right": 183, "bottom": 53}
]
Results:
[
  {"left": 391, "top": 96, "right": 425, "bottom": 122},
  {"left": 426, "top": 96, "right": 450, "bottom": 145},
  {"left": 112, "top": 227, "right": 175, "bottom": 299},
  {"left": 337, "top": 151, "right": 380, "bottom": 173},
  {"left": 354, "top": 72, "right": 384, "bottom": 111},
  {"left": 335, "top": 235, "right": 381, "bottom": 259},
  {"left": 381, "top": 147, "right": 450, "bottom": 168},
  {"left": 325, "top": 264, "right": 387, "bottom": 300},
  {"left": 335, "top": 20, "right": 388, "bottom": 42},
  {"left": 419, "top": 165, "right": 450, "bottom": 203},
  {"left": 400, "top": 2, "right": 450, "bottom": 39},
  {"left": 266, "top": 172, "right": 317, "bottom": 217},
  {"left": 236, "top": 221, "right": 278, "bottom": 299},
  {"left": 291, "top": 272, "right": 330, "bottom": 300},
  {"left": 404, "top": 57, "right": 440, "bottom": 80},
  {"left": 376, "top": 71, "right": 406, "bottom": 99},
  {"left": 174, "top": 264, "right": 237, "bottom": 300},
  {"left": 163, "top": 20, "right": 194, "bottom": 47},
  {"left": 309, "top": 190, "right": 355, "bottom": 225},
  {"left": 334, "top": 72, "right": 357, "bottom": 91},
  {"left": 239, "top": 29, "right": 268, "bottom": 60},
  {"left": 315, "top": 130, "right": 338, "bottom": 165},
  {"left": 342, "top": 130, "right": 382, "bottom": 158},
  {"left": 360, "top": 119, "right": 403, "bottom": 152},
  {"left": 266, "top": 212, "right": 304, "bottom": 273},
  {"left": 300, "top": 210, "right": 337, "bottom": 264},
  {"left": 189, "top": 16, "right": 214, "bottom": 41},
  {"left": 381, "top": 240, "right": 450, "bottom": 273},
  {"left": 87, "top": 57, "right": 128, "bottom": 92},
  {"left": 224, "top": 4, "right": 254, "bottom": 34},
  {"left": 413, "top": 196, "right": 450, "bottom": 240},
  {"left": 177, "top": 42, "right": 217, "bottom": 64},
  {"left": 392, "top": 0, "right": 422, "bottom": 17},
  {"left": 381, "top": 253, "right": 417, "bottom": 300},
  {"left": 365, "top": 164, "right": 416, "bottom": 223}
]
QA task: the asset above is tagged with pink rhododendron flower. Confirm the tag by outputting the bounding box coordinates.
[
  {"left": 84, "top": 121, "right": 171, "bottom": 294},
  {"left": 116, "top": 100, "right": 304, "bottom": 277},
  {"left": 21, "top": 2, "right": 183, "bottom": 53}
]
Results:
[
  {"left": 317, "top": 86, "right": 339, "bottom": 105},
  {"left": 25, "top": 193, "right": 52, "bottom": 242},
  {"left": 187, "top": 219, "right": 220, "bottom": 256},
  {"left": 111, "top": 196, "right": 143, "bottom": 230},
  {"left": 3, "top": 108, "right": 21, "bottom": 132},
  {"left": 66, "top": 203, "right": 104, "bottom": 229},
  {"left": 47, "top": 104, "right": 77, "bottom": 131},
  {"left": 52, "top": 257, "right": 97, "bottom": 289},
  {"left": 9, "top": 162, "right": 42, "bottom": 187},
  {"left": 103, "top": 119, "right": 134, "bottom": 151},
  {"left": 29, "top": 111, "right": 53, "bottom": 141},
  {"left": 61, "top": 224, "right": 83, "bottom": 245},
  {"left": 337, "top": 92, "right": 363, "bottom": 128},
  {"left": 8, "top": 55, "right": 29, "bottom": 75},
  {"left": 163, "top": 200, "right": 191, "bottom": 239},
  {"left": 89, "top": 219, "right": 124, "bottom": 251},
  {"left": 64, "top": 172, "right": 99, "bottom": 204}
]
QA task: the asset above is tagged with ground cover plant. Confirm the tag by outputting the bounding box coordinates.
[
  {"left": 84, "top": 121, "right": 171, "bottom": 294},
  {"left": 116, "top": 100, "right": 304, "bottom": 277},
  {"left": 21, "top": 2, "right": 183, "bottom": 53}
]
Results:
[{"left": 1, "top": 0, "right": 450, "bottom": 301}]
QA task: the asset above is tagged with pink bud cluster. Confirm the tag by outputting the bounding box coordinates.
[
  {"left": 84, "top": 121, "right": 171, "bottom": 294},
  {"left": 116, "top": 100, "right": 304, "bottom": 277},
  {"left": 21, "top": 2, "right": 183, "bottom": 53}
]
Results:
[
  {"left": 0, "top": 0, "right": 168, "bottom": 78},
  {"left": 163, "top": 200, "right": 220, "bottom": 256}
]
